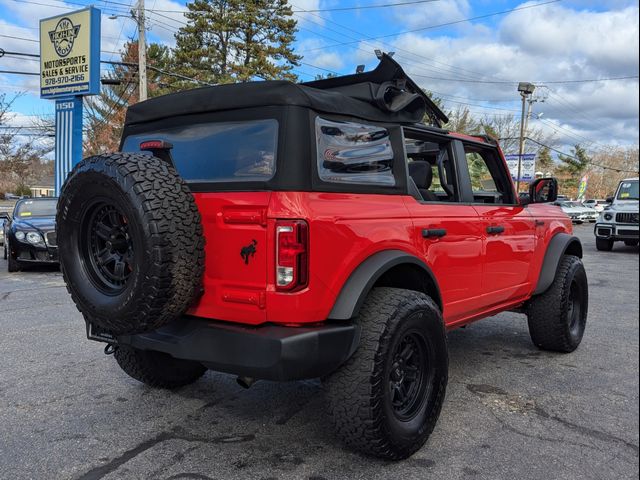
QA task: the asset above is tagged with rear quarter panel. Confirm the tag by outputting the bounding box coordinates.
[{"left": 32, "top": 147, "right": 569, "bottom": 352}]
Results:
[{"left": 266, "top": 191, "right": 416, "bottom": 324}]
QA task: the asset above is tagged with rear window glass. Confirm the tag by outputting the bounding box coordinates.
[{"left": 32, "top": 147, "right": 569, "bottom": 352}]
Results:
[
  {"left": 316, "top": 117, "right": 395, "bottom": 186},
  {"left": 121, "top": 120, "right": 278, "bottom": 182}
]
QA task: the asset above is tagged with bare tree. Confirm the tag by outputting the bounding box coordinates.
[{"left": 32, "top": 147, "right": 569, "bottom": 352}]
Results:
[
  {"left": 0, "top": 93, "right": 53, "bottom": 195},
  {"left": 587, "top": 146, "right": 639, "bottom": 198}
]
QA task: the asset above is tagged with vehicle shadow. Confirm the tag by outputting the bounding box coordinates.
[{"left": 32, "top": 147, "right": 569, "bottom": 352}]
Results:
[{"left": 132, "top": 313, "right": 540, "bottom": 459}]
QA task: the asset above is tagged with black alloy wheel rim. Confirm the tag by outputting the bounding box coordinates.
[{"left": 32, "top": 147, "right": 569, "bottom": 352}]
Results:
[
  {"left": 388, "top": 330, "right": 431, "bottom": 421},
  {"left": 82, "top": 203, "right": 134, "bottom": 294},
  {"left": 567, "top": 279, "right": 583, "bottom": 335}
]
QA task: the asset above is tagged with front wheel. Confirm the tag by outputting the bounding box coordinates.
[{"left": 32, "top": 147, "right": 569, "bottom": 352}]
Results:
[
  {"left": 596, "top": 238, "right": 614, "bottom": 251},
  {"left": 7, "top": 242, "right": 21, "bottom": 272},
  {"left": 526, "top": 255, "right": 588, "bottom": 353},
  {"left": 114, "top": 346, "right": 207, "bottom": 389},
  {"left": 323, "top": 288, "right": 448, "bottom": 460}
]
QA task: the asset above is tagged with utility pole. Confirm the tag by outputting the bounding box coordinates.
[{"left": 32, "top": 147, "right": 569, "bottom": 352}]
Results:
[
  {"left": 516, "top": 82, "right": 535, "bottom": 192},
  {"left": 136, "top": 0, "right": 147, "bottom": 101}
]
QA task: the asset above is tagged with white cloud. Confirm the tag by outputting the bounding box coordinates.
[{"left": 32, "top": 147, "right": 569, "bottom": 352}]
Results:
[
  {"left": 393, "top": 0, "right": 471, "bottom": 29},
  {"left": 362, "top": 2, "right": 640, "bottom": 146},
  {"left": 289, "top": 0, "right": 324, "bottom": 26}
]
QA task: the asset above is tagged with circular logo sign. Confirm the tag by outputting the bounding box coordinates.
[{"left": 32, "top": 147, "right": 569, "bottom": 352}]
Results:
[{"left": 48, "top": 17, "right": 81, "bottom": 57}]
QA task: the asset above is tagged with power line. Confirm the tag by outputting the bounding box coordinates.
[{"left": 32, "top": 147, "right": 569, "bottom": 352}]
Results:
[
  {"left": 293, "top": 0, "right": 443, "bottom": 12},
  {"left": 519, "top": 137, "right": 639, "bottom": 174},
  {"left": 0, "top": 34, "right": 38, "bottom": 43},
  {"left": 1, "top": 50, "right": 212, "bottom": 87},
  {"left": 291, "top": 2, "right": 505, "bottom": 83},
  {"left": 301, "top": 1, "right": 562, "bottom": 52},
  {"left": 87, "top": 0, "right": 442, "bottom": 14},
  {"left": 291, "top": 7, "right": 488, "bottom": 83},
  {"left": 0, "top": 69, "right": 38, "bottom": 76},
  {"left": 409, "top": 71, "right": 639, "bottom": 85}
]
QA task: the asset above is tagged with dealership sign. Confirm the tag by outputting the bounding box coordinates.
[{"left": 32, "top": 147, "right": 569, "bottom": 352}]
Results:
[
  {"left": 40, "top": 7, "right": 100, "bottom": 99},
  {"left": 505, "top": 153, "right": 536, "bottom": 183}
]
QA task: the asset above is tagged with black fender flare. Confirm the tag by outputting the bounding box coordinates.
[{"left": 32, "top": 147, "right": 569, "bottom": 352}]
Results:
[
  {"left": 533, "top": 233, "right": 583, "bottom": 295},
  {"left": 328, "top": 249, "right": 442, "bottom": 320}
]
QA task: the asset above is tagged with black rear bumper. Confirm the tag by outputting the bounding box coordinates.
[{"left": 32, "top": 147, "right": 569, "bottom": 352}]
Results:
[{"left": 91, "top": 317, "right": 360, "bottom": 381}]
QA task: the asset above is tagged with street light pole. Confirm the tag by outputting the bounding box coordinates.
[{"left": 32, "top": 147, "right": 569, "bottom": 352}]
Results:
[
  {"left": 517, "top": 92, "right": 526, "bottom": 193},
  {"left": 136, "top": 0, "right": 147, "bottom": 102},
  {"left": 516, "top": 82, "right": 535, "bottom": 193}
]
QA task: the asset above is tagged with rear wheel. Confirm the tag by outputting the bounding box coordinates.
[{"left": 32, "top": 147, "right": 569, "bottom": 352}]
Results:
[
  {"left": 114, "top": 346, "right": 207, "bottom": 389},
  {"left": 526, "top": 255, "right": 588, "bottom": 353},
  {"left": 324, "top": 288, "right": 448, "bottom": 460},
  {"left": 596, "top": 238, "right": 614, "bottom": 251},
  {"left": 624, "top": 240, "right": 638, "bottom": 247}
]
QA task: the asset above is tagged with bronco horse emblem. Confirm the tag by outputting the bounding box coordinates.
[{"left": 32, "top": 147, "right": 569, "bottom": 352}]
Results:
[{"left": 240, "top": 239, "right": 258, "bottom": 265}]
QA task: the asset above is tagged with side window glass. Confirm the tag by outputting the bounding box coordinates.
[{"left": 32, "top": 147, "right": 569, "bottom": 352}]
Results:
[
  {"left": 430, "top": 165, "right": 445, "bottom": 193},
  {"left": 316, "top": 117, "right": 395, "bottom": 186},
  {"left": 466, "top": 152, "right": 497, "bottom": 192},
  {"left": 463, "top": 146, "right": 511, "bottom": 204},
  {"left": 405, "top": 136, "right": 457, "bottom": 202}
]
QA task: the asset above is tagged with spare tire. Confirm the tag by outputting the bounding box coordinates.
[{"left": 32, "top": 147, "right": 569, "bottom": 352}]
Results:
[{"left": 57, "top": 152, "right": 205, "bottom": 335}]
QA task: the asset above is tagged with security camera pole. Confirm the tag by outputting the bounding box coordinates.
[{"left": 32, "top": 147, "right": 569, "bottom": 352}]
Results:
[{"left": 517, "top": 82, "right": 535, "bottom": 192}]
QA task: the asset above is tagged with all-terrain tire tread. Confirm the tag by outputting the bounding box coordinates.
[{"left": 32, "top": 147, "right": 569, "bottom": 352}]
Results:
[
  {"left": 526, "top": 255, "right": 588, "bottom": 353},
  {"left": 114, "top": 346, "right": 206, "bottom": 389},
  {"left": 324, "top": 287, "right": 447, "bottom": 460},
  {"left": 57, "top": 153, "right": 205, "bottom": 334}
]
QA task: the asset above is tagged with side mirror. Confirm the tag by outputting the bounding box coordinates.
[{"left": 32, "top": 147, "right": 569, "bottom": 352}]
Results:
[
  {"left": 525, "top": 177, "right": 558, "bottom": 205},
  {"left": 605, "top": 196, "right": 614, "bottom": 204}
]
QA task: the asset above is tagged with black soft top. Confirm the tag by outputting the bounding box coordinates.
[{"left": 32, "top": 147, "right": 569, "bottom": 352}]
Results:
[{"left": 124, "top": 54, "right": 448, "bottom": 127}]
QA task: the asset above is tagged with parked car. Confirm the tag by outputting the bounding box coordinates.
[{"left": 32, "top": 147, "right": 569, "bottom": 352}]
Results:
[
  {"left": 0, "top": 213, "right": 6, "bottom": 246},
  {"left": 583, "top": 198, "right": 608, "bottom": 213},
  {"left": 555, "top": 201, "right": 598, "bottom": 223},
  {"left": 3, "top": 197, "right": 58, "bottom": 271},
  {"left": 4, "top": 193, "right": 19, "bottom": 200},
  {"left": 56, "top": 55, "right": 588, "bottom": 460},
  {"left": 594, "top": 178, "right": 639, "bottom": 251}
]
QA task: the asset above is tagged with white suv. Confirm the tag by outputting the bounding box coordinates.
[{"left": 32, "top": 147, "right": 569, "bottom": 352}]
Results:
[{"left": 595, "top": 178, "right": 639, "bottom": 251}]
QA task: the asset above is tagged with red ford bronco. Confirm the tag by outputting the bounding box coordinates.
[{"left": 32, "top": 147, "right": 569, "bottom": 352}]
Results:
[{"left": 57, "top": 55, "right": 588, "bottom": 460}]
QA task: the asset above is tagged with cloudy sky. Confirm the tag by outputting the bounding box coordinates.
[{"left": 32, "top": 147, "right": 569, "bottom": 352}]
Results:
[{"left": 1, "top": 0, "right": 638, "bottom": 150}]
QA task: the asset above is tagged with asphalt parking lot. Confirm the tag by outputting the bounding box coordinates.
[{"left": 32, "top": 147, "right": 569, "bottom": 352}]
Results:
[{"left": 0, "top": 224, "right": 638, "bottom": 480}]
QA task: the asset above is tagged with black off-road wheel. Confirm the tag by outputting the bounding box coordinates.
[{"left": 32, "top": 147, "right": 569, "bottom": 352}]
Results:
[
  {"left": 323, "top": 288, "right": 448, "bottom": 460},
  {"left": 57, "top": 153, "right": 205, "bottom": 335},
  {"left": 114, "top": 346, "right": 207, "bottom": 389},
  {"left": 596, "top": 238, "right": 614, "bottom": 251},
  {"left": 526, "top": 255, "right": 588, "bottom": 353}
]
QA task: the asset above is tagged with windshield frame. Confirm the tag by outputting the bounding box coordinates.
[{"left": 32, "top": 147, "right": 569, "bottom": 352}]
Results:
[
  {"left": 616, "top": 180, "right": 639, "bottom": 201},
  {"left": 13, "top": 198, "right": 58, "bottom": 218}
]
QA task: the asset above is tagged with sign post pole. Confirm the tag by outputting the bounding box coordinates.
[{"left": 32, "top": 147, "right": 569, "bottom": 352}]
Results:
[
  {"left": 54, "top": 97, "right": 83, "bottom": 194},
  {"left": 40, "top": 7, "right": 100, "bottom": 195}
]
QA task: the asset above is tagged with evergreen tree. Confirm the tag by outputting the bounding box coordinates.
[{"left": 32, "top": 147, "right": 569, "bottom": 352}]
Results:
[
  {"left": 84, "top": 42, "right": 173, "bottom": 155},
  {"left": 557, "top": 144, "right": 591, "bottom": 193},
  {"left": 172, "top": 0, "right": 300, "bottom": 86},
  {"left": 536, "top": 146, "right": 554, "bottom": 173}
]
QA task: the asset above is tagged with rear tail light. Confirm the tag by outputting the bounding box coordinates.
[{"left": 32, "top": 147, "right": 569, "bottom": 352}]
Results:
[{"left": 275, "top": 220, "right": 308, "bottom": 292}]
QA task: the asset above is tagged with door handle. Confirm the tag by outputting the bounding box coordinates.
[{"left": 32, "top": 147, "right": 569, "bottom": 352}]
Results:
[
  {"left": 486, "top": 225, "right": 505, "bottom": 235},
  {"left": 535, "top": 220, "right": 545, "bottom": 227},
  {"left": 422, "top": 228, "right": 447, "bottom": 238}
]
